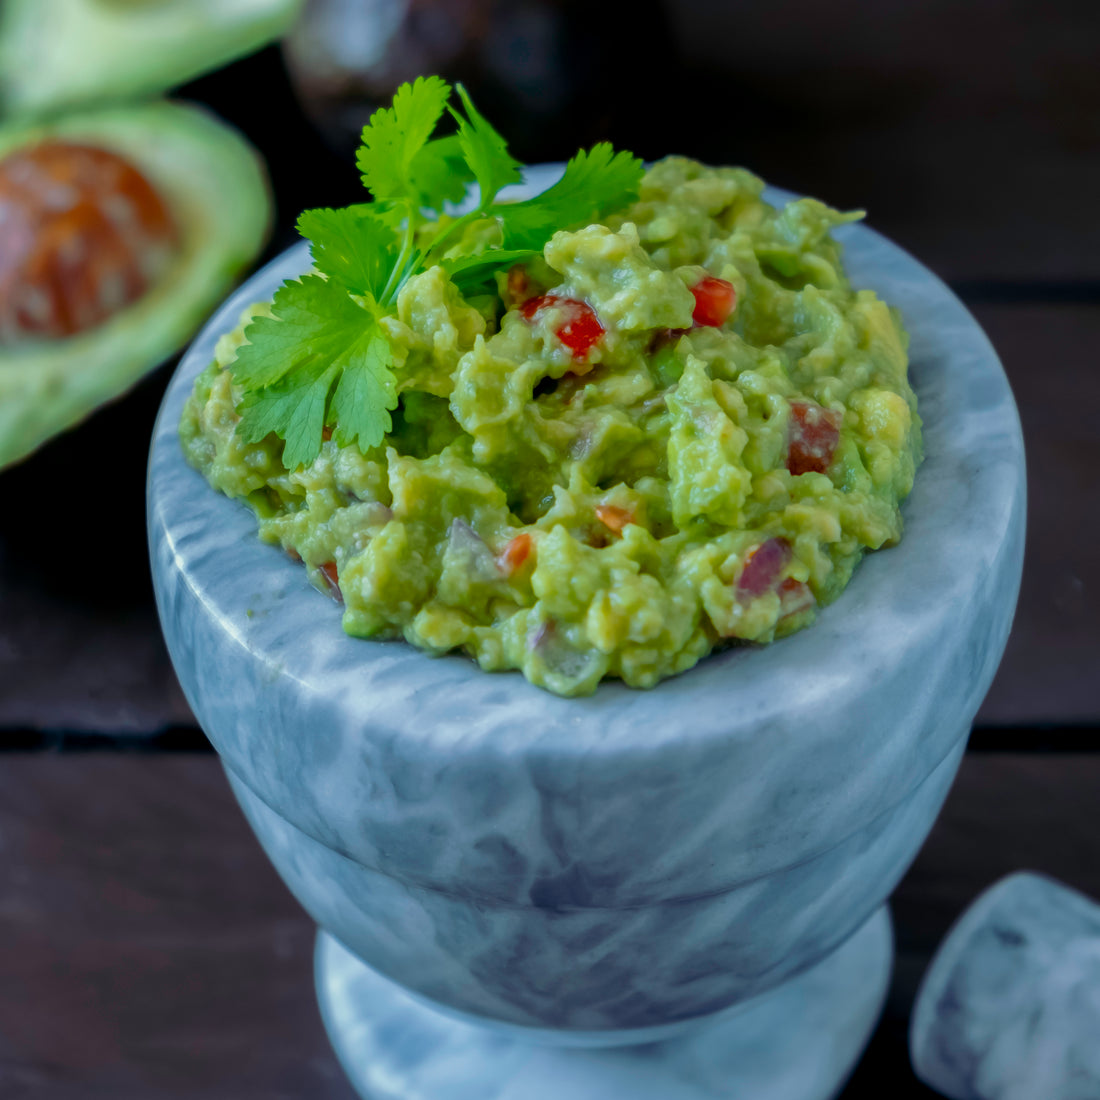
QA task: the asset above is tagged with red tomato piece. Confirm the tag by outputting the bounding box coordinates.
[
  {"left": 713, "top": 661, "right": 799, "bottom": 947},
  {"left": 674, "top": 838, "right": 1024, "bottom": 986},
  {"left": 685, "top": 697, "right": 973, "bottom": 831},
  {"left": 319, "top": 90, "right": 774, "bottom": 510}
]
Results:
[
  {"left": 738, "top": 537, "right": 792, "bottom": 597},
  {"left": 521, "top": 294, "right": 604, "bottom": 359},
  {"left": 519, "top": 295, "right": 548, "bottom": 320},
  {"left": 787, "top": 401, "right": 842, "bottom": 476},
  {"left": 319, "top": 560, "right": 342, "bottom": 602},
  {"left": 690, "top": 276, "right": 736, "bottom": 327},
  {"left": 595, "top": 504, "right": 634, "bottom": 533},
  {"left": 499, "top": 532, "right": 533, "bottom": 574}
]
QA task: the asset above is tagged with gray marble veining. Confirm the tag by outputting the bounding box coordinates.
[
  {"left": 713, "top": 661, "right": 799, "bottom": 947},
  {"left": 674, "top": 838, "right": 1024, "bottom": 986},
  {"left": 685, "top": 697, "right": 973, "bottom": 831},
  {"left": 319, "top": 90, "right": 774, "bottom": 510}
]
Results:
[
  {"left": 911, "top": 873, "right": 1100, "bottom": 1100},
  {"left": 313, "top": 908, "right": 893, "bottom": 1099},
  {"left": 225, "top": 737, "right": 962, "bottom": 1029},
  {"left": 148, "top": 171, "right": 1025, "bottom": 1095}
]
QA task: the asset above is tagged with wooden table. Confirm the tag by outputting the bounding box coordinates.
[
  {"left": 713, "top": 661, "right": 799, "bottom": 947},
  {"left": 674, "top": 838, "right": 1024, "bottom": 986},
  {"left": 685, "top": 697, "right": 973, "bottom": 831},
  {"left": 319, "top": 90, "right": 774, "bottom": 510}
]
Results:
[
  {"left": 3, "top": 745, "right": 1097, "bottom": 1098},
  {"left": 2, "top": 2, "right": 1098, "bottom": 1094}
]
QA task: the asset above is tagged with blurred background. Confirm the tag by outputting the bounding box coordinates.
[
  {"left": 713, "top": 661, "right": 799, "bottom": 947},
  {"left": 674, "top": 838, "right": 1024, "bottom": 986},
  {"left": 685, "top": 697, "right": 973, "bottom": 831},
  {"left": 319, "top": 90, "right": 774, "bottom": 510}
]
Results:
[{"left": 0, "top": 1, "right": 1096, "bottom": 1097}]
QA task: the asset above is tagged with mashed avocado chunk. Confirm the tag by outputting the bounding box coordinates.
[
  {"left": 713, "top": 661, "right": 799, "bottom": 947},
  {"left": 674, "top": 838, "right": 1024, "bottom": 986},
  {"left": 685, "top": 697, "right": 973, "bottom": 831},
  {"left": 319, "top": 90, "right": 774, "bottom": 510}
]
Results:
[{"left": 181, "top": 157, "right": 921, "bottom": 697}]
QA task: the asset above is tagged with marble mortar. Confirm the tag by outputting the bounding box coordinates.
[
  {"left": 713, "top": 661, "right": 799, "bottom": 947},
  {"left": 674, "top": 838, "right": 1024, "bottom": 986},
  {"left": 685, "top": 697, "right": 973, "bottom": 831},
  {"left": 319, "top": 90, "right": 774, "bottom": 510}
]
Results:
[{"left": 148, "top": 180, "right": 1026, "bottom": 1037}]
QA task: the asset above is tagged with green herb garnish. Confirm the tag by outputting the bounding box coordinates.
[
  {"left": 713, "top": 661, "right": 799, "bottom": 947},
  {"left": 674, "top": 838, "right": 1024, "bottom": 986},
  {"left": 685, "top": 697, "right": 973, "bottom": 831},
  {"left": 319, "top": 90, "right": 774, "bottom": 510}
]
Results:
[{"left": 231, "top": 75, "right": 643, "bottom": 469}]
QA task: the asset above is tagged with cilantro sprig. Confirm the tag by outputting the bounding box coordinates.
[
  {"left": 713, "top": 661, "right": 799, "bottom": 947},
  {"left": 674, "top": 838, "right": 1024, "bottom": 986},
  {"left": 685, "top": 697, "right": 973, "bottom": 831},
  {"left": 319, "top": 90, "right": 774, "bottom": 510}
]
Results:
[{"left": 231, "top": 75, "right": 643, "bottom": 469}]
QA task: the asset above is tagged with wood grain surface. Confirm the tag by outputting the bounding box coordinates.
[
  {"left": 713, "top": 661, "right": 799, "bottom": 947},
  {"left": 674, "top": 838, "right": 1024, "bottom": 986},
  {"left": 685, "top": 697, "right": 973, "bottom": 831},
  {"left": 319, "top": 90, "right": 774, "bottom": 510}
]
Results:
[
  {"left": 1, "top": 750, "right": 1096, "bottom": 1099},
  {"left": 666, "top": 0, "right": 1100, "bottom": 283}
]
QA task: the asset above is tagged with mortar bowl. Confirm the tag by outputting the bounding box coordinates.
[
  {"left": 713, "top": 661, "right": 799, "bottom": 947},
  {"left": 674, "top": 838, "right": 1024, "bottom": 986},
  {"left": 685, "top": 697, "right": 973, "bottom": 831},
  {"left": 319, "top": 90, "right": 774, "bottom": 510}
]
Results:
[{"left": 149, "top": 182, "right": 1025, "bottom": 1098}]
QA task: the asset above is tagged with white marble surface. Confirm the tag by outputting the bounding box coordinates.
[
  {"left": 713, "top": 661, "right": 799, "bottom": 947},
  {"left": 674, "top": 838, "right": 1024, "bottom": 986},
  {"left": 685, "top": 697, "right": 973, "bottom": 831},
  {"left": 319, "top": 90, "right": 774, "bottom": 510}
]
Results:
[
  {"left": 911, "top": 873, "right": 1100, "bottom": 1100},
  {"left": 224, "top": 738, "right": 962, "bottom": 1028},
  {"left": 314, "top": 908, "right": 892, "bottom": 1100},
  {"left": 148, "top": 172, "right": 1025, "bottom": 1092}
]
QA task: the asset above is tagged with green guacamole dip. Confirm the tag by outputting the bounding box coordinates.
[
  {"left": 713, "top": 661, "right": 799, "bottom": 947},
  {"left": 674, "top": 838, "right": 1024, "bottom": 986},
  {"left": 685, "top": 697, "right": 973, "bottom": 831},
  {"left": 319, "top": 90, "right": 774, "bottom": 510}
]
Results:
[{"left": 181, "top": 158, "right": 921, "bottom": 696}]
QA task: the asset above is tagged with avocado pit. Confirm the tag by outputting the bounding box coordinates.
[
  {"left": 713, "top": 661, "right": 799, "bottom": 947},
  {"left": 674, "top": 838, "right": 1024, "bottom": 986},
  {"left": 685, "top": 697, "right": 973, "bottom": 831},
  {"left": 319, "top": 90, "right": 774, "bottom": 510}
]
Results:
[{"left": 0, "top": 141, "right": 179, "bottom": 342}]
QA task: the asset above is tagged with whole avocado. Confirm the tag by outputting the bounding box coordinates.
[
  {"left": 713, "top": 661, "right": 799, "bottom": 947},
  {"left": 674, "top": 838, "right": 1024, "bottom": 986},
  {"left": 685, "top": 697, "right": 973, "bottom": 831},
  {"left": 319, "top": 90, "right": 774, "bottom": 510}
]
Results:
[{"left": 0, "top": 100, "right": 271, "bottom": 469}]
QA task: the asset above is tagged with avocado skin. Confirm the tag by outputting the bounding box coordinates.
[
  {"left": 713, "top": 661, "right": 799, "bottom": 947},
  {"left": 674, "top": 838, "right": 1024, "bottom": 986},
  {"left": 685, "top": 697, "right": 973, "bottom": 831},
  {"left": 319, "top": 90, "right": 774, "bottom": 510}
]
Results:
[
  {"left": 0, "top": 99, "right": 271, "bottom": 470},
  {"left": 0, "top": 0, "right": 303, "bottom": 119}
]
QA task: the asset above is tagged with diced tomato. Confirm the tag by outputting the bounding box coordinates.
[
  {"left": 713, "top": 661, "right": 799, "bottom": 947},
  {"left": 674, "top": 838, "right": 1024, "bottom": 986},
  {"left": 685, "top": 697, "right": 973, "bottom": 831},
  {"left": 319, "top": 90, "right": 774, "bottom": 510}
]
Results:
[
  {"left": 738, "top": 537, "right": 792, "bottom": 597},
  {"left": 499, "top": 532, "right": 533, "bottom": 574},
  {"left": 778, "top": 577, "right": 815, "bottom": 617},
  {"left": 507, "top": 265, "right": 531, "bottom": 304},
  {"left": 286, "top": 547, "right": 302, "bottom": 563},
  {"left": 595, "top": 504, "right": 634, "bottom": 533},
  {"left": 690, "top": 276, "right": 737, "bottom": 327},
  {"left": 787, "top": 401, "right": 842, "bottom": 476},
  {"left": 521, "top": 294, "right": 605, "bottom": 359},
  {"left": 319, "top": 560, "right": 342, "bottom": 603}
]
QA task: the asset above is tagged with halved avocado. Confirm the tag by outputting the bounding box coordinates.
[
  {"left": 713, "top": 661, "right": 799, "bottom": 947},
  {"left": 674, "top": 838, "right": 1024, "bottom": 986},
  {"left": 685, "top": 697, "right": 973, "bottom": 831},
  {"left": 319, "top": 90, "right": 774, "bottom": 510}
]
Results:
[
  {"left": 0, "top": 99, "right": 271, "bottom": 469},
  {"left": 0, "top": 0, "right": 303, "bottom": 119}
]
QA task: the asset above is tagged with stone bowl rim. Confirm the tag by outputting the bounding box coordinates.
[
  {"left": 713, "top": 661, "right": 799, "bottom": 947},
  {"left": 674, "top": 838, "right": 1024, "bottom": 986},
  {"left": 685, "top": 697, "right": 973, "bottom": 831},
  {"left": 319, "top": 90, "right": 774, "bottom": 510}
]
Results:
[{"left": 147, "top": 171, "right": 1025, "bottom": 771}]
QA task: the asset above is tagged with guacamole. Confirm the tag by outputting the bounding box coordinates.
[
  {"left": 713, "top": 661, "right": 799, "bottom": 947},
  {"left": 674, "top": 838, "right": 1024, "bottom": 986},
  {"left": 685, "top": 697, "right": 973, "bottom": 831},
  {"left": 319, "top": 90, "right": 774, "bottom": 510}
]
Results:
[{"left": 181, "top": 158, "right": 921, "bottom": 696}]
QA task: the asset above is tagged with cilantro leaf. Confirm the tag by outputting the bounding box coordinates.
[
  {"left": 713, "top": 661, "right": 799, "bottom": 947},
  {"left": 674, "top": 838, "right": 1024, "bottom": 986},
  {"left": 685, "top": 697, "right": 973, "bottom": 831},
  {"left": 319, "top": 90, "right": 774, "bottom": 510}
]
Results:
[
  {"left": 356, "top": 75, "right": 453, "bottom": 206},
  {"left": 237, "top": 366, "right": 338, "bottom": 473},
  {"left": 496, "top": 143, "right": 644, "bottom": 249},
  {"left": 297, "top": 205, "right": 397, "bottom": 300},
  {"left": 228, "top": 77, "right": 647, "bottom": 467},
  {"left": 328, "top": 326, "right": 395, "bottom": 454},
  {"left": 408, "top": 134, "right": 475, "bottom": 211},
  {"left": 441, "top": 248, "right": 538, "bottom": 296},
  {"left": 449, "top": 83, "right": 522, "bottom": 209},
  {"left": 232, "top": 275, "right": 396, "bottom": 469}
]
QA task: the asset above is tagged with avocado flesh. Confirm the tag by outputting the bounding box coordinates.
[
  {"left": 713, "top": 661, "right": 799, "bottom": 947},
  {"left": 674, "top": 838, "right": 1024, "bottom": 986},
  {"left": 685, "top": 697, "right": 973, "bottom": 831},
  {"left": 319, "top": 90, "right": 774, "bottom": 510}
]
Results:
[
  {"left": 0, "top": 100, "right": 271, "bottom": 470},
  {"left": 0, "top": 0, "right": 303, "bottom": 118}
]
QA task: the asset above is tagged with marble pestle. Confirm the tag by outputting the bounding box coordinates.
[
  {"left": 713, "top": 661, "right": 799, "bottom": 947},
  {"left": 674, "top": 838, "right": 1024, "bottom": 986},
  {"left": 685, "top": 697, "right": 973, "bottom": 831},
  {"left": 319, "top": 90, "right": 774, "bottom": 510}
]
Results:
[{"left": 911, "top": 872, "right": 1100, "bottom": 1100}]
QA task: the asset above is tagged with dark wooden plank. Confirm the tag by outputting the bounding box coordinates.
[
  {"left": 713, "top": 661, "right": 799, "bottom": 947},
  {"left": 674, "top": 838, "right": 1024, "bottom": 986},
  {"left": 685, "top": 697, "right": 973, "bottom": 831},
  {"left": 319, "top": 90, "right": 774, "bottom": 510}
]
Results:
[
  {"left": 0, "top": 755, "right": 354, "bottom": 1099},
  {"left": 0, "top": 367, "right": 193, "bottom": 736},
  {"left": 973, "top": 304, "right": 1100, "bottom": 725},
  {"left": 1, "top": 751, "right": 1098, "bottom": 1097},
  {"left": 663, "top": 0, "right": 1100, "bottom": 283},
  {"left": 0, "top": 589, "right": 191, "bottom": 735}
]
